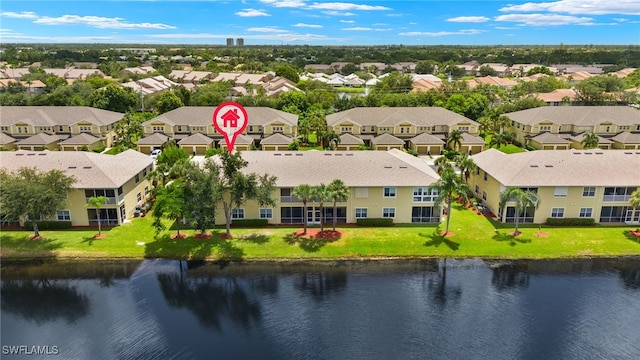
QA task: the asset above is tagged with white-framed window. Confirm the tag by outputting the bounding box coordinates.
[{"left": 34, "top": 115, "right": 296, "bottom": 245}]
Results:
[
  {"left": 341, "top": 127, "right": 353, "bottom": 133},
  {"left": 152, "top": 126, "right": 164, "bottom": 132},
  {"left": 475, "top": 185, "right": 480, "bottom": 194},
  {"left": 383, "top": 187, "right": 396, "bottom": 198},
  {"left": 458, "top": 126, "right": 470, "bottom": 132},
  {"left": 482, "top": 191, "right": 487, "bottom": 201},
  {"left": 56, "top": 210, "right": 71, "bottom": 221},
  {"left": 79, "top": 126, "right": 92, "bottom": 133},
  {"left": 259, "top": 208, "right": 273, "bottom": 219},
  {"left": 135, "top": 174, "right": 140, "bottom": 183},
  {"left": 540, "top": 125, "right": 551, "bottom": 132},
  {"left": 355, "top": 208, "right": 368, "bottom": 218},
  {"left": 553, "top": 186, "right": 568, "bottom": 198},
  {"left": 382, "top": 208, "right": 396, "bottom": 218},
  {"left": 582, "top": 187, "right": 596, "bottom": 197},
  {"left": 483, "top": 172, "right": 488, "bottom": 182},
  {"left": 232, "top": 208, "right": 245, "bottom": 219},
  {"left": 579, "top": 208, "right": 593, "bottom": 218},
  {"left": 136, "top": 192, "right": 142, "bottom": 202},
  {"left": 551, "top": 208, "right": 565, "bottom": 218},
  {"left": 413, "top": 187, "right": 438, "bottom": 202},
  {"left": 272, "top": 126, "right": 284, "bottom": 133}
]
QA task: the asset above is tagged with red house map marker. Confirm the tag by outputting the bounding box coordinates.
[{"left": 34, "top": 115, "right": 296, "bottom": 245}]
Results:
[{"left": 213, "top": 102, "right": 249, "bottom": 153}]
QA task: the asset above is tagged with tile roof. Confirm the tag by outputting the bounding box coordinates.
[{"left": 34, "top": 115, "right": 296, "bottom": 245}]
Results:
[
  {"left": 371, "top": 133, "right": 405, "bottom": 145},
  {"left": 136, "top": 133, "right": 169, "bottom": 145},
  {"left": 259, "top": 133, "right": 294, "bottom": 145},
  {"left": 58, "top": 133, "right": 102, "bottom": 145},
  {"left": 409, "top": 133, "right": 445, "bottom": 145},
  {"left": 0, "top": 133, "right": 17, "bottom": 145},
  {"left": 0, "top": 150, "right": 153, "bottom": 188},
  {"left": 326, "top": 107, "right": 478, "bottom": 128},
  {"left": 472, "top": 148, "right": 640, "bottom": 187},
  {"left": 217, "top": 149, "right": 440, "bottom": 188},
  {"left": 0, "top": 106, "right": 124, "bottom": 127},
  {"left": 338, "top": 133, "right": 365, "bottom": 145},
  {"left": 143, "top": 106, "right": 297, "bottom": 128},
  {"left": 505, "top": 106, "right": 640, "bottom": 126},
  {"left": 219, "top": 133, "right": 254, "bottom": 146},
  {"left": 16, "top": 133, "right": 67, "bottom": 145},
  {"left": 530, "top": 132, "right": 571, "bottom": 144},
  {"left": 177, "top": 133, "right": 214, "bottom": 145},
  {"left": 460, "top": 132, "right": 486, "bottom": 145},
  {"left": 610, "top": 132, "right": 640, "bottom": 144}
]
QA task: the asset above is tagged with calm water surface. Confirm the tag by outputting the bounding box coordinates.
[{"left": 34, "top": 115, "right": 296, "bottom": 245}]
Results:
[{"left": 2, "top": 258, "right": 639, "bottom": 360}]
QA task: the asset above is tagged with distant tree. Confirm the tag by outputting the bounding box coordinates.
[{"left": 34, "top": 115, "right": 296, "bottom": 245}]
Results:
[
  {"left": 292, "top": 184, "right": 313, "bottom": 234},
  {"left": 275, "top": 64, "right": 300, "bottom": 83},
  {"left": 86, "top": 196, "right": 109, "bottom": 236},
  {"left": 581, "top": 132, "right": 600, "bottom": 149},
  {"left": 429, "top": 167, "right": 471, "bottom": 236},
  {"left": 478, "top": 65, "right": 498, "bottom": 77},
  {"left": 327, "top": 179, "right": 350, "bottom": 231},
  {"left": 89, "top": 84, "right": 137, "bottom": 113},
  {"left": 373, "top": 72, "right": 412, "bottom": 94},
  {"left": 114, "top": 112, "right": 144, "bottom": 149},
  {"left": 152, "top": 180, "right": 188, "bottom": 237},
  {"left": 156, "top": 145, "right": 190, "bottom": 169},
  {"left": 526, "top": 66, "right": 554, "bottom": 76},
  {"left": 434, "top": 156, "right": 453, "bottom": 175},
  {"left": 182, "top": 160, "right": 222, "bottom": 236},
  {"left": 415, "top": 60, "right": 436, "bottom": 75},
  {"left": 155, "top": 91, "right": 184, "bottom": 114},
  {"left": 455, "top": 153, "right": 477, "bottom": 182},
  {"left": 0, "top": 168, "right": 75, "bottom": 238},
  {"left": 276, "top": 91, "right": 309, "bottom": 113},
  {"left": 311, "top": 184, "right": 331, "bottom": 233},
  {"left": 629, "top": 190, "right": 640, "bottom": 223},
  {"left": 499, "top": 187, "right": 541, "bottom": 236}
]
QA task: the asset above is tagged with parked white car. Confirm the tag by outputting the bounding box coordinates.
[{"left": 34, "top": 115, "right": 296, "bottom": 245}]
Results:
[{"left": 150, "top": 149, "right": 162, "bottom": 159}]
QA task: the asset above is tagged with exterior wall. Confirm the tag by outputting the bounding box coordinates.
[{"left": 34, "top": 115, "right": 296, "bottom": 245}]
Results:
[
  {"left": 18, "top": 143, "right": 58, "bottom": 151},
  {"left": 262, "top": 144, "right": 290, "bottom": 151},
  {"left": 530, "top": 139, "right": 569, "bottom": 150},
  {"left": 460, "top": 144, "right": 483, "bottom": 154},
  {"left": 9, "top": 123, "right": 35, "bottom": 138},
  {"left": 467, "top": 170, "right": 503, "bottom": 217},
  {"left": 263, "top": 122, "right": 297, "bottom": 137},
  {"left": 612, "top": 142, "right": 640, "bottom": 150},
  {"left": 179, "top": 144, "right": 213, "bottom": 155},
  {"left": 60, "top": 141, "right": 103, "bottom": 151},
  {"left": 334, "top": 121, "right": 362, "bottom": 135},
  {"left": 336, "top": 144, "right": 362, "bottom": 151},
  {"left": 214, "top": 186, "right": 440, "bottom": 225},
  {"left": 373, "top": 144, "right": 403, "bottom": 151}
]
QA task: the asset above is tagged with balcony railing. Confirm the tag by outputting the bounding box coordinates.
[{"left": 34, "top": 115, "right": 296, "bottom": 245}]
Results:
[
  {"left": 85, "top": 197, "right": 119, "bottom": 205},
  {"left": 603, "top": 195, "right": 631, "bottom": 202},
  {"left": 280, "top": 196, "right": 301, "bottom": 203}
]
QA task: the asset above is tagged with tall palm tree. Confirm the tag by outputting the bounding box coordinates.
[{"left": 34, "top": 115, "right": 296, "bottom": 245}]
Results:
[
  {"left": 629, "top": 189, "right": 640, "bottom": 223},
  {"left": 499, "top": 187, "right": 541, "bottom": 235},
  {"left": 292, "top": 184, "right": 313, "bottom": 234},
  {"left": 580, "top": 132, "right": 599, "bottom": 149},
  {"left": 311, "top": 184, "right": 330, "bottom": 233},
  {"left": 429, "top": 167, "right": 472, "bottom": 236},
  {"left": 455, "top": 153, "right": 477, "bottom": 182},
  {"left": 327, "top": 179, "right": 350, "bottom": 231},
  {"left": 446, "top": 130, "right": 463, "bottom": 152},
  {"left": 434, "top": 156, "right": 453, "bottom": 175},
  {"left": 86, "top": 196, "right": 109, "bottom": 236}
]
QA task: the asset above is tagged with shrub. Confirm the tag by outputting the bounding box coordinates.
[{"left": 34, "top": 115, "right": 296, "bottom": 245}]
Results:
[
  {"left": 231, "top": 219, "right": 269, "bottom": 227},
  {"left": 545, "top": 218, "right": 596, "bottom": 226},
  {"left": 23, "top": 221, "right": 73, "bottom": 230},
  {"left": 356, "top": 218, "right": 394, "bottom": 227}
]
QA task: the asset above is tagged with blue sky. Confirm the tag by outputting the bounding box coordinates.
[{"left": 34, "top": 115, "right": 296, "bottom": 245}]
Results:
[{"left": 1, "top": 0, "right": 639, "bottom": 45}]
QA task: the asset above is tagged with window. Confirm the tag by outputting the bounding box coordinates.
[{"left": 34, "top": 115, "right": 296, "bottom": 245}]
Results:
[
  {"left": 458, "top": 126, "right": 469, "bottom": 132},
  {"left": 57, "top": 210, "right": 71, "bottom": 221},
  {"left": 135, "top": 174, "right": 140, "bottom": 183},
  {"left": 259, "top": 208, "right": 273, "bottom": 219},
  {"left": 482, "top": 191, "right": 487, "bottom": 201},
  {"left": 79, "top": 126, "right": 92, "bottom": 133},
  {"left": 413, "top": 187, "right": 438, "bottom": 202},
  {"left": 383, "top": 187, "right": 396, "bottom": 198},
  {"left": 382, "top": 208, "right": 395, "bottom": 218},
  {"left": 540, "top": 125, "right": 551, "bottom": 132},
  {"left": 152, "top": 126, "right": 164, "bottom": 132},
  {"left": 355, "top": 208, "right": 368, "bottom": 218},
  {"left": 579, "top": 208, "right": 593, "bottom": 218},
  {"left": 483, "top": 172, "right": 488, "bottom": 182},
  {"left": 475, "top": 185, "right": 479, "bottom": 194},
  {"left": 553, "top": 186, "right": 568, "bottom": 198},
  {"left": 272, "top": 126, "right": 284, "bottom": 133},
  {"left": 582, "top": 187, "right": 596, "bottom": 197},
  {"left": 341, "top": 127, "right": 353, "bottom": 133},
  {"left": 412, "top": 206, "right": 437, "bottom": 223},
  {"left": 551, "top": 208, "right": 565, "bottom": 218},
  {"left": 232, "top": 208, "right": 245, "bottom": 219},
  {"left": 136, "top": 193, "right": 142, "bottom": 202}
]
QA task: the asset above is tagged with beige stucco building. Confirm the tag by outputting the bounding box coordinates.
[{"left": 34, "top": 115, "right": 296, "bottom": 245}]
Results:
[
  {"left": 468, "top": 149, "right": 640, "bottom": 224},
  {"left": 203, "top": 149, "right": 442, "bottom": 225},
  {"left": 0, "top": 150, "right": 154, "bottom": 227}
]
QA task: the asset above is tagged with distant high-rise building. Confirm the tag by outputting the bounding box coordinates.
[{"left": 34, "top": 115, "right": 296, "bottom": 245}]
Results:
[
  {"left": 226, "top": 38, "right": 234, "bottom": 46},
  {"left": 236, "top": 38, "right": 244, "bottom": 46}
]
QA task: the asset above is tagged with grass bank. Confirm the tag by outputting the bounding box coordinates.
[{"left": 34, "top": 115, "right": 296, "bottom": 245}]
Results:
[{"left": 1, "top": 203, "right": 639, "bottom": 261}]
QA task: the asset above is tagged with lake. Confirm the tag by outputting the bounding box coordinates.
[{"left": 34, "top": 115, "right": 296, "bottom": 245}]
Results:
[{"left": 2, "top": 258, "right": 639, "bottom": 360}]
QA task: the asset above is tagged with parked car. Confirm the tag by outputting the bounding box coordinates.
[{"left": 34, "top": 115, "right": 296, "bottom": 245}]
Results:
[{"left": 150, "top": 149, "right": 162, "bottom": 159}]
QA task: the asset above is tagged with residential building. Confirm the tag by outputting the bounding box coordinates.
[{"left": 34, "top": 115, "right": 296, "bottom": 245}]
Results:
[
  {"left": 0, "top": 150, "right": 154, "bottom": 227},
  {"left": 504, "top": 106, "right": 640, "bottom": 149},
  {"left": 207, "top": 149, "right": 442, "bottom": 225},
  {"left": 469, "top": 149, "right": 640, "bottom": 224},
  {"left": 326, "top": 107, "right": 484, "bottom": 153},
  {"left": 0, "top": 106, "right": 124, "bottom": 149},
  {"left": 139, "top": 106, "right": 298, "bottom": 153}
]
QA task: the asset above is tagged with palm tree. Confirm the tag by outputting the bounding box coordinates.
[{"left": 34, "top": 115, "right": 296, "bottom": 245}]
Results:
[
  {"left": 434, "top": 156, "right": 453, "bottom": 175},
  {"left": 311, "top": 184, "right": 330, "bottom": 233},
  {"left": 581, "top": 132, "right": 599, "bottom": 149},
  {"left": 429, "top": 167, "right": 472, "bottom": 236},
  {"left": 629, "top": 189, "right": 640, "bottom": 223},
  {"left": 292, "top": 184, "right": 313, "bottom": 234},
  {"left": 455, "top": 153, "right": 477, "bottom": 182},
  {"left": 327, "top": 179, "right": 350, "bottom": 231},
  {"left": 86, "top": 196, "right": 109, "bottom": 236},
  {"left": 499, "top": 187, "right": 541, "bottom": 235},
  {"left": 446, "top": 130, "right": 463, "bottom": 152}
]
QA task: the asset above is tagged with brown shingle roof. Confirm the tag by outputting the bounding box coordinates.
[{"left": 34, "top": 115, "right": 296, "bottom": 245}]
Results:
[
  {"left": 259, "top": 133, "right": 294, "bottom": 145},
  {"left": 327, "top": 107, "right": 478, "bottom": 128},
  {"left": 143, "top": 106, "right": 297, "bottom": 128},
  {"left": 505, "top": 106, "right": 640, "bottom": 127},
  {"left": 0, "top": 106, "right": 123, "bottom": 127}
]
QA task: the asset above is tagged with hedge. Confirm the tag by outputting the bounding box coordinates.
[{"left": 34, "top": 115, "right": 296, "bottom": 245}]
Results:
[
  {"left": 23, "top": 221, "right": 73, "bottom": 230},
  {"left": 545, "top": 218, "right": 596, "bottom": 226},
  {"left": 356, "top": 218, "right": 394, "bottom": 227},
  {"left": 231, "top": 219, "right": 269, "bottom": 227}
]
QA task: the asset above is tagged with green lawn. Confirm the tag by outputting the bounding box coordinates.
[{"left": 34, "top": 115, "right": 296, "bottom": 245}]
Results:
[{"left": 2, "top": 204, "right": 639, "bottom": 261}]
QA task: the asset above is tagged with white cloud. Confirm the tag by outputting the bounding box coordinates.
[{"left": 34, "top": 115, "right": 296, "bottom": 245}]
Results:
[
  {"left": 260, "top": 0, "right": 307, "bottom": 7},
  {"left": 34, "top": 15, "right": 176, "bottom": 29},
  {"left": 399, "top": 29, "right": 484, "bottom": 37},
  {"left": 447, "top": 16, "right": 491, "bottom": 23},
  {"left": 307, "top": 2, "right": 391, "bottom": 11},
  {"left": 235, "top": 9, "right": 270, "bottom": 17},
  {"left": 499, "top": 0, "right": 640, "bottom": 16},
  {"left": 495, "top": 13, "right": 595, "bottom": 26},
  {"left": 342, "top": 27, "right": 373, "bottom": 31},
  {"left": 1, "top": 11, "right": 38, "bottom": 19},
  {"left": 323, "top": 11, "right": 356, "bottom": 16},
  {"left": 247, "top": 27, "right": 289, "bottom": 33},
  {"left": 293, "top": 23, "right": 323, "bottom": 28},
  {"left": 340, "top": 20, "right": 355, "bottom": 23}
]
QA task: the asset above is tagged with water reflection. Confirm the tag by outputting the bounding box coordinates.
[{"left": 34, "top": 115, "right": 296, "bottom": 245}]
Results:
[
  {"left": 1, "top": 279, "right": 89, "bottom": 324},
  {"left": 427, "top": 259, "right": 462, "bottom": 306},
  {"left": 294, "top": 271, "right": 348, "bottom": 302},
  {"left": 491, "top": 265, "right": 530, "bottom": 291}
]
